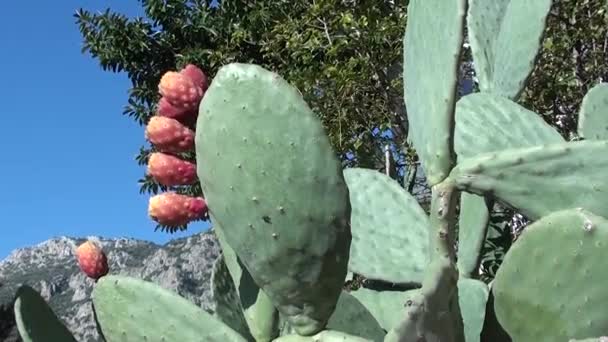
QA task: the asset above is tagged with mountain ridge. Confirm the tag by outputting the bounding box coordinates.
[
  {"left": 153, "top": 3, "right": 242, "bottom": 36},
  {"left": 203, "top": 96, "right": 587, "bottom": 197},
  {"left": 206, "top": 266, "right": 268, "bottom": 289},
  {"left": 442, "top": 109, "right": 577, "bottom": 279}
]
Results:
[{"left": 0, "top": 229, "right": 221, "bottom": 342}]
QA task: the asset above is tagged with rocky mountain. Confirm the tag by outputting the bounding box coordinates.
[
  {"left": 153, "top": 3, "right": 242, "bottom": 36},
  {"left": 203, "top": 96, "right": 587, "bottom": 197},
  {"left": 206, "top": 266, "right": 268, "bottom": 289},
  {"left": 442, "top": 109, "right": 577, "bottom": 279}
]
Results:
[{"left": 0, "top": 229, "right": 221, "bottom": 342}]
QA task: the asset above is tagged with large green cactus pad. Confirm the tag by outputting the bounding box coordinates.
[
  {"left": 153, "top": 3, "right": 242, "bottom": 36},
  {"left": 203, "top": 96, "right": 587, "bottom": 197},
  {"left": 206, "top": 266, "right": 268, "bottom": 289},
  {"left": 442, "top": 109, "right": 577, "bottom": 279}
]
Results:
[
  {"left": 343, "top": 168, "right": 430, "bottom": 284},
  {"left": 213, "top": 226, "right": 279, "bottom": 341},
  {"left": 278, "top": 291, "right": 386, "bottom": 341},
  {"left": 326, "top": 291, "right": 385, "bottom": 341},
  {"left": 449, "top": 140, "right": 608, "bottom": 220},
  {"left": 92, "top": 275, "right": 246, "bottom": 341},
  {"left": 457, "top": 192, "right": 492, "bottom": 278},
  {"left": 402, "top": 0, "right": 467, "bottom": 186},
  {"left": 349, "top": 287, "right": 419, "bottom": 331},
  {"left": 458, "top": 279, "right": 490, "bottom": 342},
  {"left": 578, "top": 83, "right": 608, "bottom": 140},
  {"left": 273, "top": 330, "right": 373, "bottom": 342},
  {"left": 467, "top": 0, "right": 552, "bottom": 100},
  {"left": 454, "top": 92, "right": 564, "bottom": 160},
  {"left": 492, "top": 209, "right": 608, "bottom": 341},
  {"left": 196, "top": 63, "right": 351, "bottom": 335},
  {"left": 13, "top": 285, "right": 77, "bottom": 342},
  {"left": 211, "top": 254, "right": 255, "bottom": 340},
  {"left": 384, "top": 258, "right": 464, "bottom": 342}
]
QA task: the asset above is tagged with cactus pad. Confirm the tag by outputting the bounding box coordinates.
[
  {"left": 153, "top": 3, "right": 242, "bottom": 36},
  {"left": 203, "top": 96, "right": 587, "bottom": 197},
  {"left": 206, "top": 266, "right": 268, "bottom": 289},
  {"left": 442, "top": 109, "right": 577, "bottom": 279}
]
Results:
[
  {"left": 454, "top": 92, "right": 563, "bottom": 160},
  {"left": 457, "top": 192, "right": 492, "bottom": 277},
  {"left": 273, "top": 330, "right": 373, "bottom": 342},
  {"left": 458, "top": 278, "right": 490, "bottom": 342},
  {"left": 343, "top": 168, "right": 430, "bottom": 284},
  {"left": 213, "top": 226, "right": 279, "bottom": 341},
  {"left": 467, "top": 0, "right": 552, "bottom": 100},
  {"left": 92, "top": 275, "right": 247, "bottom": 341},
  {"left": 196, "top": 63, "right": 351, "bottom": 335},
  {"left": 325, "top": 291, "right": 385, "bottom": 341},
  {"left": 349, "top": 287, "right": 419, "bottom": 331},
  {"left": 449, "top": 140, "right": 608, "bottom": 220},
  {"left": 492, "top": 209, "right": 608, "bottom": 341},
  {"left": 211, "top": 254, "right": 255, "bottom": 340},
  {"left": 578, "top": 83, "right": 608, "bottom": 141},
  {"left": 402, "top": 0, "right": 467, "bottom": 185},
  {"left": 384, "top": 258, "right": 464, "bottom": 342},
  {"left": 13, "top": 285, "right": 77, "bottom": 342}
]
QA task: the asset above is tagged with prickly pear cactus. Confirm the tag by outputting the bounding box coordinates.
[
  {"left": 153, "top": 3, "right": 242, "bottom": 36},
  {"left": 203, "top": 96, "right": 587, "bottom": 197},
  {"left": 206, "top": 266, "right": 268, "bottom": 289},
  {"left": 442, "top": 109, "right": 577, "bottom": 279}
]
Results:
[
  {"left": 492, "top": 209, "right": 608, "bottom": 341},
  {"left": 13, "top": 285, "right": 77, "bottom": 342},
  {"left": 92, "top": 275, "right": 247, "bottom": 341},
  {"left": 20, "top": 1, "right": 608, "bottom": 342}
]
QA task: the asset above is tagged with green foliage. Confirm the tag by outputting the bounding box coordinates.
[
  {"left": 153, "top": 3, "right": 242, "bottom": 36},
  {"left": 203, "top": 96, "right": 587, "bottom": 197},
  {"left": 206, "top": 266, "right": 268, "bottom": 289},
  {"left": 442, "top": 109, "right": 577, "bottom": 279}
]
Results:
[
  {"left": 520, "top": 0, "right": 608, "bottom": 137},
  {"left": 75, "top": 1, "right": 409, "bottom": 234}
]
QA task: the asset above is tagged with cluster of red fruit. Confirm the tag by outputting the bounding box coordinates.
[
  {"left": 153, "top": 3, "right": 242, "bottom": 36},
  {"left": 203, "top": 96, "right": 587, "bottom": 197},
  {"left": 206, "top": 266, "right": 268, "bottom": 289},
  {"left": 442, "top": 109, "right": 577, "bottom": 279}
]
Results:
[
  {"left": 74, "top": 65, "right": 212, "bottom": 281},
  {"left": 145, "top": 64, "right": 211, "bottom": 228}
]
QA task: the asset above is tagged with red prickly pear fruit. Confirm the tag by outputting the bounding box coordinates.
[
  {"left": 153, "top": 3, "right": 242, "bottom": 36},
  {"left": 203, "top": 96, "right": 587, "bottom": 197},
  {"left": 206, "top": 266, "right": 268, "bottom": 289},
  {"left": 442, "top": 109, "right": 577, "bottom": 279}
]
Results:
[
  {"left": 158, "top": 71, "right": 203, "bottom": 111},
  {"left": 180, "top": 64, "right": 209, "bottom": 91},
  {"left": 145, "top": 116, "right": 195, "bottom": 153},
  {"left": 147, "top": 152, "right": 198, "bottom": 186},
  {"left": 148, "top": 192, "right": 207, "bottom": 226},
  {"left": 75, "top": 241, "right": 109, "bottom": 280},
  {"left": 157, "top": 96, "right": 197, "bottom": 125}
]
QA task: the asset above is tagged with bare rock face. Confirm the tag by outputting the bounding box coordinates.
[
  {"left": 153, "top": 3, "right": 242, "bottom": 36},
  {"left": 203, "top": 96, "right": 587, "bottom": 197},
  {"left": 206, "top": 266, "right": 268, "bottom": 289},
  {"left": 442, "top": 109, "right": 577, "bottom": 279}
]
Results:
[{"left": 0, "top": 230, "right": 221, "bottom": 342}]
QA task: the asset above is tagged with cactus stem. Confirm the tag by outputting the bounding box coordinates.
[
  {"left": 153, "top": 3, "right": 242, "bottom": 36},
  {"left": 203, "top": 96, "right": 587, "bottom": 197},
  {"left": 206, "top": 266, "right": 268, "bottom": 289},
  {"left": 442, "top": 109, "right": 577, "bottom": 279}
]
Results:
[{"left": 430, "top": 181, "right": 458, "bottom": 262}]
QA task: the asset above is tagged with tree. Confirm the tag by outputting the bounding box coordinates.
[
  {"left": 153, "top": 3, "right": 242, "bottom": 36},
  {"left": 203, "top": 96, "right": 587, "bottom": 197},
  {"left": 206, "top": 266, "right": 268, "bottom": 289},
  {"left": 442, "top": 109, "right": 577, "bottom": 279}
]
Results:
[
  {"left": 76, "top": 0, "right": 412, "bottom": 232},
  {"left": 520, "top": 0, "right": 608, "bottom": 138}
]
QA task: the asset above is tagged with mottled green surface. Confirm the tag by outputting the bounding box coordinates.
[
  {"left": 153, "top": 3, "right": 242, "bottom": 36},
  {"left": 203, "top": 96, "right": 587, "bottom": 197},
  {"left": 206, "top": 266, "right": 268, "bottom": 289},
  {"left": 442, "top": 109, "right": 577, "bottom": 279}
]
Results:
[
  {"left": 92, "top": 275, "right": 246, "bottom": 341},
  {"left": 450, "top": 140, "right": 608, "bottom": 220},
  {"left": 467, "top": 0, "right": 552, "bottom": 99},
  {"left": 349, "top": 287, "right": 419, "bottom": 331},
  {"left": 326, "top": 291, "right": 385, "bottom": 341},
  {"left": 273, "top": 330, "right": 373, "bottom": 342},
  {"left": 211, "top": 254, "right": 254, "bottom": 340},
  {"left": 213, "top": 226, "right": 279, "bottom": 341},
  {"left": 402, "top": 0, "right": 467, "bottom": 185},
  {"left": 384, "top": 258, "right": 464, "bottom": 342},
  {"left": 458, "top": 279, "right": 489, "bottom": 342},
  {"left": 343, "top": 168, "right": 430, "bottom": 284},
  {"left": 196, "top": 63, "right": 351, "bottom": 335},
  {"left": 493, "top": 209, "right": 608, "bottom": 341},
  {"left": 454, "top": 92, "right": 563, "bottom": 160},
  {"left": 578, "top": 83, "right": 608, "bottom": 140},
  {"left": 457, "top": 193, "right": 492, "bottom": 278},
  {"left": 13, "top": 285, "right": 77, "bottom": 342}
]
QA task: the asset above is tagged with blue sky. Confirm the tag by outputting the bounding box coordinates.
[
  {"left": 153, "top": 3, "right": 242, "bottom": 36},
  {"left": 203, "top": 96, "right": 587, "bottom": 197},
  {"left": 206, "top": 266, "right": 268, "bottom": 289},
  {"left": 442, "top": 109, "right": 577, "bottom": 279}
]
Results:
[{"left": 0, "top": 1, "right": 211, "bottom": 259}]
